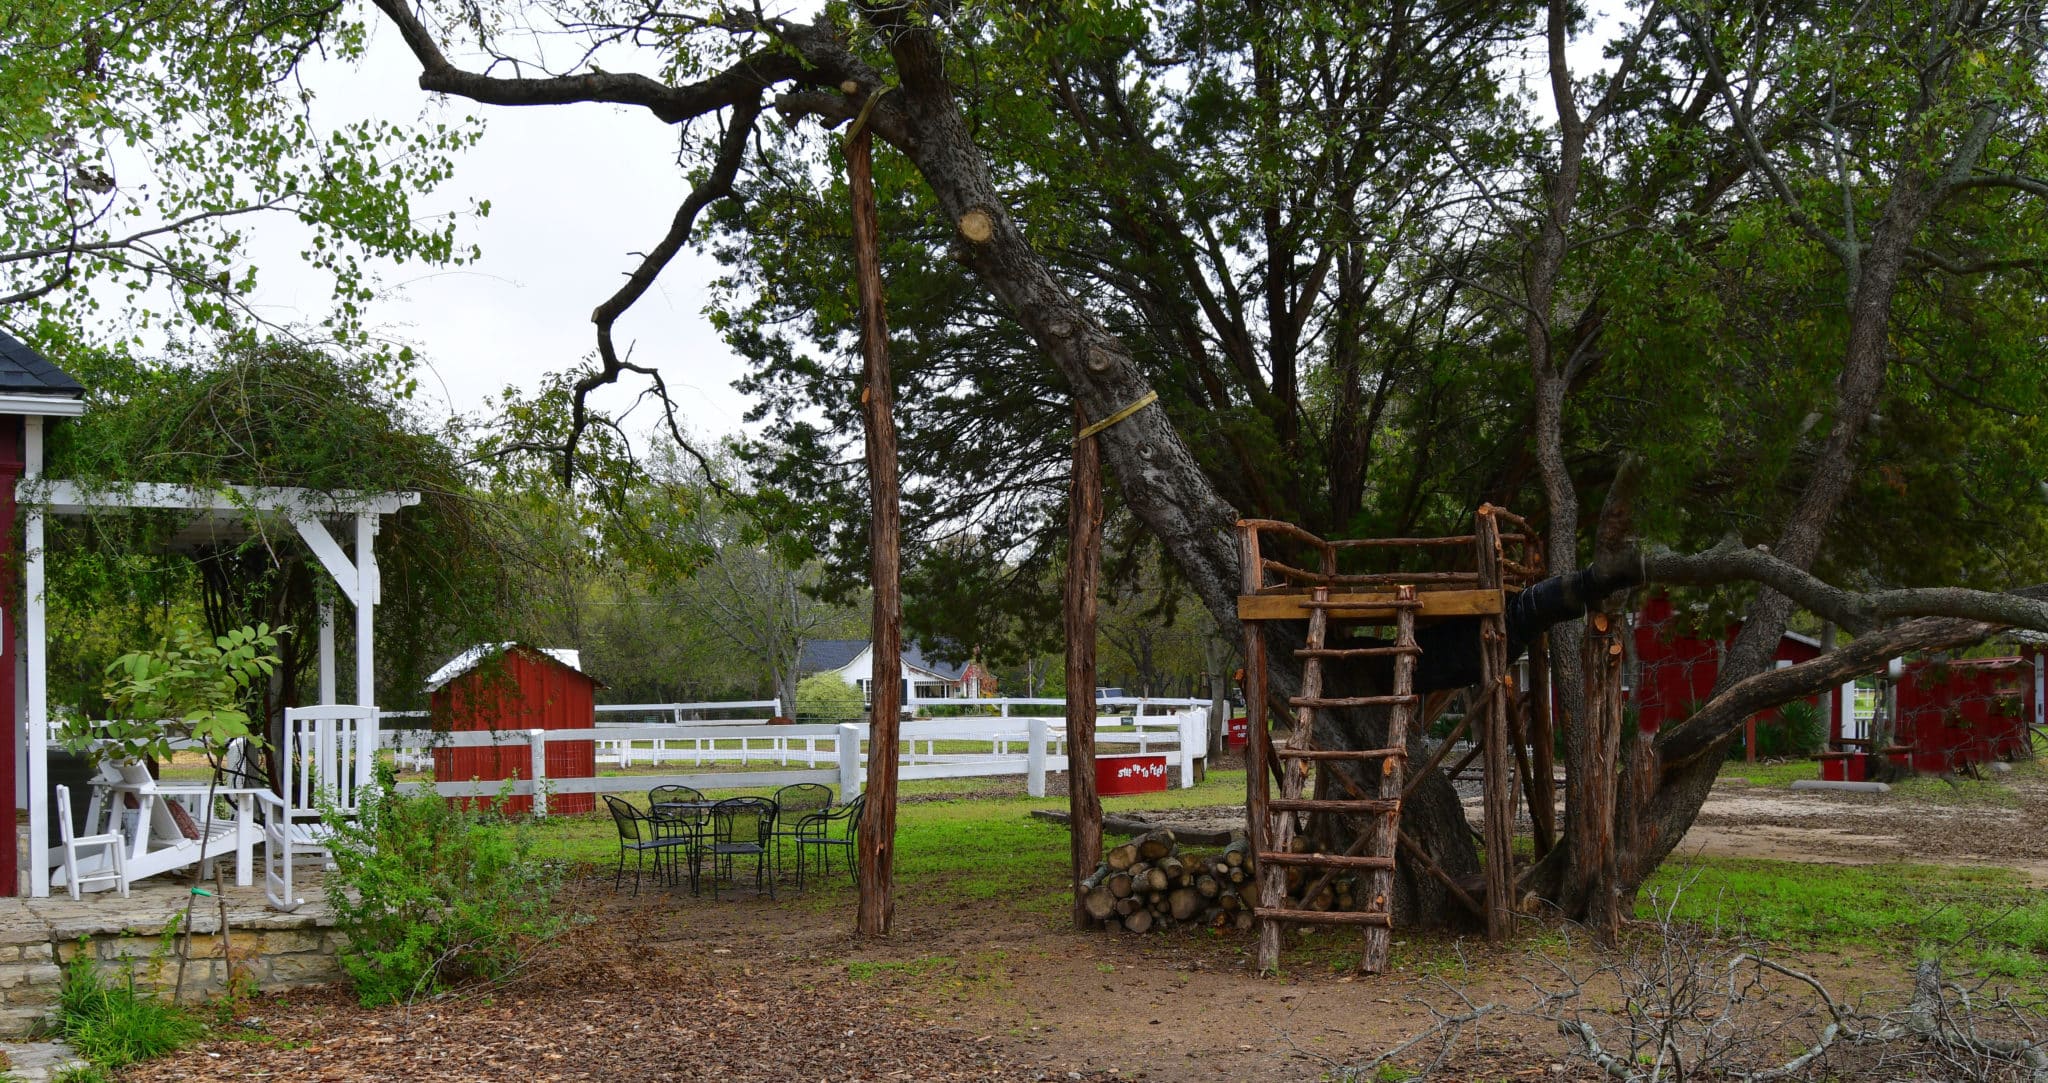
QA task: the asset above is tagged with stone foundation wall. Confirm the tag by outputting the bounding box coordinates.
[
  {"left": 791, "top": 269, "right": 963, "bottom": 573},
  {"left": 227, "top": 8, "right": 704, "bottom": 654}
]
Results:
[{"left": 0, "top": 886, "right": 341, "bottom": 1037}]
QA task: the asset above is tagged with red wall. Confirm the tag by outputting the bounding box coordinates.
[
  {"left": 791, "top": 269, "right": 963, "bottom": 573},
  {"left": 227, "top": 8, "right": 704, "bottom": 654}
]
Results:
[
  {"left": 1631, "top": 595, "right": 1830, "bottom": 736},
  {"left": 429, "top": 647, "right": 597, "bottom": 814},
  {"left": 1892, "top": 658, "right": 2033, "bottom": 773}
]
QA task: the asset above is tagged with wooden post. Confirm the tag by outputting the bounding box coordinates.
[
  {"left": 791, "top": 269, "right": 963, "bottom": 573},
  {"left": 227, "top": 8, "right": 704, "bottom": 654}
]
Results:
[
  {"left": 849, "top": 109, "right": 901, "bottom": 938},
  {"left": 1473, "top": 506, "right": 1514, "bottom": 941},
  {"left": 1066, "top": 407, "right": 1104, "bottom": 928},
  {"left": 1237, "top": 525, "right": 1277, "bottom": 969},
  {"left": 1527, "top": 634, "right": 1556, "bottom": 858},
  {"left": 1579, "top": 610, "right": 1626, "bottom": 943}
]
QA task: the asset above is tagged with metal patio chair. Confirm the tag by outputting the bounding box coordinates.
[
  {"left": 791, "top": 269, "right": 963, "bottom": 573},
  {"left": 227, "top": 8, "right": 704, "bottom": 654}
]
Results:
[
  {"left": 602, "top": 794, "right": 692, "bottom": 895},
  {"left": 793, "top": 793, "right": 864, "bottom": 891},
  {"left": 703, "top": 796, "right": 777, "bottom": 900},
  {"left": 768, "top": 782, "right": 832, "bottom": 867}
]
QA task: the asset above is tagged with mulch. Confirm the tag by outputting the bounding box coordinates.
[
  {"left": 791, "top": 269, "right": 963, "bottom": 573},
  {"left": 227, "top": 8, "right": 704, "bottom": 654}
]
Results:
[{"left": 123, "top": 885, "right": 1107, "bottom": 1082}]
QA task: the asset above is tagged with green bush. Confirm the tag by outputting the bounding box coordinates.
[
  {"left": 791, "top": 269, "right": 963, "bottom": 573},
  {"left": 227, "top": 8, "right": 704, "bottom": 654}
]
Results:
[
  {"left": 796, "top": 671, "right": 866, "bottom": 722},
  {"left": 55, "top": 950, "right": 202, "bottom": 1069},
  {"left": 325, "top": 771, "right": 564, "bottom": 1006},
  {"left": 1776, "top": 698, "right": 1826, "bottom": 756}
]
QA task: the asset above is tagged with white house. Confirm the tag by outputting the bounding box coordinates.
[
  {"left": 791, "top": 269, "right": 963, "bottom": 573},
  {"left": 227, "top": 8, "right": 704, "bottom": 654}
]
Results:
[{"left": 799, "top": 638, "right": 988, "bottom": 705}]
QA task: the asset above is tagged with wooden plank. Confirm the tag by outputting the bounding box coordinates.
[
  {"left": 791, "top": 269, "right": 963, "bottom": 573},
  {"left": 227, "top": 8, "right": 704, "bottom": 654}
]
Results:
[
  {"left": 1237, "top": 589, "right": 1503, "bottom": 622},
  {"left": 1288, "top": 694, "right": 1417, "bottom": 708},
  {"left": 1255, "top": 852, "right": 1396, "bottom": 870},
  {"left": 1274, "top": 747, "right": 1404, "bottom": 761},
  {"left": 1293, "top": 646, "right": 1420, "bottom": 659},
  {"left": 1254, "top": 908, "right": 1393, "bottom": 926},
  {"left": 1268, "top": 798, "right": 1398, "bottom": 814}
]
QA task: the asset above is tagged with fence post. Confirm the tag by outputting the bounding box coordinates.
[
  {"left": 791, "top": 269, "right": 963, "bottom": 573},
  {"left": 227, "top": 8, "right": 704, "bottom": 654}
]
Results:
[
  {"left": 1027, "top": 717, "right": 1049, "bottom": 798},
  {"left": 527, "top": 729, "right": 548, "bottom": 819},
  {"left": 1177, "top": 710, "right": 1200, "bottom": 789},
  {"left": 838, "top": 723, "right": 864, "bottom": 796}
]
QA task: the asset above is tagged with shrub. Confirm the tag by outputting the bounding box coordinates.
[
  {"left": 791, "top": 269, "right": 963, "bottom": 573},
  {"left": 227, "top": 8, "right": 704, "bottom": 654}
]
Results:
[
  {"left": 325, "top": 770, "right": 564, "bottom": 1006},
  {"left": 796, "top": 671, "right": 866, "bottom": 722},
  {"left": 54, "top": 950, "right": 202, "bottom": 1069},
  {"left": 1776, "top": 698, "right": 1826, "bottom": 756}
]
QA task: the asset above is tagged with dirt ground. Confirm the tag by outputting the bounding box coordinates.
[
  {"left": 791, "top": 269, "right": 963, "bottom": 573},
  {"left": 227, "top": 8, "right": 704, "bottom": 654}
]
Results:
[{"left": 125, "top": 767, "right": 2048, "bottom": 1082}]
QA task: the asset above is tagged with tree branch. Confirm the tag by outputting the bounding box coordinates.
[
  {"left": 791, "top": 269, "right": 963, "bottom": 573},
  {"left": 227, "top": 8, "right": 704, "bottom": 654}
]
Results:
[{"left": 1644, "top": 536, "right": 2048, "bottom": 634}]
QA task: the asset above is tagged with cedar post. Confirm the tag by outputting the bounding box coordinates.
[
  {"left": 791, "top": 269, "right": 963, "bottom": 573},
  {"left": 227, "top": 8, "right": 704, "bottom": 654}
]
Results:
[
  {"left": 1527, "top": 634, "right": 1556, "bottom": 857},
  {"left": 1578, "top": 610, "right": 1626, "bottom": 943},
  {"left": 848, "top": 102, "right": 901, "bottom": 937},
  {"left": 1066, "top": 407, "right": 1104, "bottom": 928},
  {"left": 1236, "top": 525, "right": 1275, "bottom": 969},
  {"left": 1473, "top": 506, "right": 1514, "bottom": 941}
]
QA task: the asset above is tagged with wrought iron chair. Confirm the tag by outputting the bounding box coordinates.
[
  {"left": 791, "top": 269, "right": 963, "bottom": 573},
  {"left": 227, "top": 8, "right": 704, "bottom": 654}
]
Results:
[
  {"left": 768, "top": 783, "right": 832, "bottom": 866},
  {"left": 704, "top": 796, "right": 777, "bottom": 899},
  {"left": 648, "top": 784, "right": 706, "bottom": 810},
  {"left": 602, "top": 795, "right": 692, "bottom": 895},
  {"left": 794, "top": 793, "right": 864, "bottom": 891}
]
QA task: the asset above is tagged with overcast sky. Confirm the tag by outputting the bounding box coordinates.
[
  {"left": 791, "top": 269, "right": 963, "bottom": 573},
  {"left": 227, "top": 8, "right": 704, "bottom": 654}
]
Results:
[
  {"left": 239, "top": 16, "right": 761, "bottom": 445},
  {"left": 219, "top": 3, "right": 1623, "bottom": 450}
]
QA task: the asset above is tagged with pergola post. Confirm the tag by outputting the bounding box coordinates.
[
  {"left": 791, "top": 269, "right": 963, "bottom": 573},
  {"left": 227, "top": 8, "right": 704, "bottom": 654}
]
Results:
[
  {"left": 318, "top": 599, "right": 337, "bottom": 705},
  {"left": 24, "top": 417, "right": 47, "bottom": 898},
  {"left": 354, "top": 513, "right": 378, "bottom": 707}
]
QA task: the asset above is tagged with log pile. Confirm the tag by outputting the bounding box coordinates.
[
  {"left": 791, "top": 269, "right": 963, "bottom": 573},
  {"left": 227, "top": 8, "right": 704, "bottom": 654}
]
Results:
[{"left": 1079, "top": 828, "right": 1370, "bottom": 933}]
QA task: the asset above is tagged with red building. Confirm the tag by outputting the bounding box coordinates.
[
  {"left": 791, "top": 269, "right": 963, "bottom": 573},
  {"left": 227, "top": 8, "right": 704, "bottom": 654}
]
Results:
[
  {"left": 425, "top": 644, "right": 599, "bottom": 814},
  {"left": 1630, "top": 595, "right": 1837, "bottom": 741},
  {"left": 1890, "top": 657, "right": 2036, "bottom": 774}
]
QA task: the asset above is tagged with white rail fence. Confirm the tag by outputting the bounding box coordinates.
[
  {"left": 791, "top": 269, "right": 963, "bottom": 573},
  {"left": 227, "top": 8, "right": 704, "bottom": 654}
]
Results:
[{"left": 383, "top": 706, "right": 1209, "bottom": 817}]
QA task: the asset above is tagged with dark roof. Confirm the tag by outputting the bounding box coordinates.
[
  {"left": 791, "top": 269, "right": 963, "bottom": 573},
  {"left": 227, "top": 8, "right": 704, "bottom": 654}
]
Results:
[
  {"left": 799, "top": 638, "right": 967, "bottom": 682},
  {"left": 0, "top": 329, "right": 85, "bottom": 396}
]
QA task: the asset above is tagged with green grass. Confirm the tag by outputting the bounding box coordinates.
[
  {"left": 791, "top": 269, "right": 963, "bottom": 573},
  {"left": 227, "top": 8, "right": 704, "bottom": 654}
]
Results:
[
  {"left": 55, "top": 951, "right": 205, "bottom": 1070},
  {"left": 1643, "top": 857, "right": 2048, "bottom": 976},
  {"left": 501, "top": 767, "right": 2048, "bottom": 980},
  {"left": 1715, "top": 759, "right": 1820, "bottom": 787}
]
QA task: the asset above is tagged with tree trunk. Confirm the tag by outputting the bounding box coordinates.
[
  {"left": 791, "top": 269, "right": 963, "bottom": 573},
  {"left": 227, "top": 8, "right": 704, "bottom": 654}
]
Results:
[
  {"left": 1066, "top": 409, "right": 1105, "bottom": 928},
  {"left": 849, "top": 119, "right": 901, "bottom": 937}
]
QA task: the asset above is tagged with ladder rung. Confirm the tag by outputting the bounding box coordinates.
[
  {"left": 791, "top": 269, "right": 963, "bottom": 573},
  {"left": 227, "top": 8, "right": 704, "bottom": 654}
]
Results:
[
  {"left": 1289, "top": 695, "right": 1418, "bottom": 708},
  {"left": 1255, "top": 907, "right": 1393, "bottom": 926},
  {"left": 1274, "top": 747, "right": 1405, "bottom": 761},
  {"left": 1304, "top": 598, "right": 1422, "bottom": 609},
  {"left": 1294, "top": 646, "right": 1420, "bottom": 659},
  {"left": 1256, "top": 852, "right": 1395, "bottom": 870},
  {"left": 1268, "top": 798, "right": 1399, "bottom": 814}
]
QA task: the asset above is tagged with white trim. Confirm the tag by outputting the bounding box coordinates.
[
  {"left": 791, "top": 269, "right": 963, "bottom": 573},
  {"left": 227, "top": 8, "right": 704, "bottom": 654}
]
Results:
[
  {"left": 0, "top": 394, "right": 84, "bottom": 418},
  {"left": 27, "top": 480, "right": 419, "bottom": 517},
  {"left": 24, "top": 417, "right": 48, "bottom": 898},
  {"left": 290, "top": 515, "right": 361, "bottom": 607}
]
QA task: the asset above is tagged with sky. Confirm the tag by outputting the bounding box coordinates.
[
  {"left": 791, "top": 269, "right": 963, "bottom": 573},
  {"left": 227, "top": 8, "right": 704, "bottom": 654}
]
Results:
[
  {"left": 217, "top": 2, "right": 1626, "bottom": 448},
  {"left": 240, "top": 15, "right": 762, "bottom": 444}
]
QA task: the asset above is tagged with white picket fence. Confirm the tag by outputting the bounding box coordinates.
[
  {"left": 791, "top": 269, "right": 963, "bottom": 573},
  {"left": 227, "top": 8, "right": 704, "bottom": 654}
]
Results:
[{"left": 383, "top": 706, "right": 1209, "bottom": 817}]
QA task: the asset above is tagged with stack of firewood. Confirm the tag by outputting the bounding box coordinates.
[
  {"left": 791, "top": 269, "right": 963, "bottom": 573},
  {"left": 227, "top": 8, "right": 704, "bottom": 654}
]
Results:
[{"left": 1080, "top": 829, "right": 1365, "bottom": 933}]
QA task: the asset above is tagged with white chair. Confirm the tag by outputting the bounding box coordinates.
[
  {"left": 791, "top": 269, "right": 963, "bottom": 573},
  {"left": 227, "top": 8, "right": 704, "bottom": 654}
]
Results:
[
  {"left": 55, "top": 784, "right": 128, "bottom": 900},
  {"left": 261, "top": 704, "right": 378, "bottom": 911}
]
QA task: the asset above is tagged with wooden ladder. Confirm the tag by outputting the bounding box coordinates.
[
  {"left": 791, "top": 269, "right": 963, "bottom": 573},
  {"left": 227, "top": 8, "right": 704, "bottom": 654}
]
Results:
[{"left": 1253, "top": 581, "right": 1421, "bottom": 974}]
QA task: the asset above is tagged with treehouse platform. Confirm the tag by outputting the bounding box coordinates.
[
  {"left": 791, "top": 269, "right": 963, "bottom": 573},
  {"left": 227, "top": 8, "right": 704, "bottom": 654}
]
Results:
[{"left": 1236, "top": 506, "right": 1549, "bottom": 974}]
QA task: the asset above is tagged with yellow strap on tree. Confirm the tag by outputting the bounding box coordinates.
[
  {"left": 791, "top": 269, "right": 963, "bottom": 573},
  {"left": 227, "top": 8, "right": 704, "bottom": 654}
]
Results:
[
  {"left": 844, "top": 85, "right": 895, "bottom": 146},
  {"left": 1076, "top": 390, "right": 1158, "bottom": 442}
]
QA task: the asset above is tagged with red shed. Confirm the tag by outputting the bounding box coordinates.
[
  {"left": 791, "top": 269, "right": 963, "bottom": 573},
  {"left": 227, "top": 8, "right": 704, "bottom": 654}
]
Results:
[
  {"left": 1630, "top": 595, "right": 1838, "bottom": 745},
  {"left": 425, "top": 644, "right": 599, "bottom": 815},
  {"left": 1890, "top": 657, "right": 2035, "bottom": 774}
]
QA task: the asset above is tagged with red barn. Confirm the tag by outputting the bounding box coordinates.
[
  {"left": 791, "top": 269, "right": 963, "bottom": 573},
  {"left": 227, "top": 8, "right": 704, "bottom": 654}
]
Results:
[
  {"left": 1890, "top": 657, "right": 2036, "bottom": 774},
  {"left": 1630, "top": 595, "right": 1838, "bottom": 744},
  {"left": 425, "top": 644, "right": 599, "bottom": 815}
]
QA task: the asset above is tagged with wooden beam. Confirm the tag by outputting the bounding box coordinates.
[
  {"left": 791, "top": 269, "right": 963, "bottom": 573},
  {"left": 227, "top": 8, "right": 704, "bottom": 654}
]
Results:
[
  {"left": 849, "top": 116, "right": 900, "bottom": 938},
  {"left": 1065, "top": 406, "right": 1104, "bottom": 929},
  {"left": 1236, "top": 589, "right": 1503, "bottom": 622}
]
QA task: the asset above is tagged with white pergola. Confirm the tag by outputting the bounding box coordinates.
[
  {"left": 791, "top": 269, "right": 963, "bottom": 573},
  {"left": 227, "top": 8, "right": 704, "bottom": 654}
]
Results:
[{"left": 16, "top": 418, "right": 417, "bottom": 895}]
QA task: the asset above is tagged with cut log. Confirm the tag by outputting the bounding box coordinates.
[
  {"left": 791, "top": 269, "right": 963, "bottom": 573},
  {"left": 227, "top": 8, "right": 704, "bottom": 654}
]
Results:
[
  {"left": 1106, "top": 843, "right": 1139, "bottom": 871},
  {"left": 1114, "top": 897, "right": 1139, "bottom": 917},
  {"left": 1168, "top": 887, "right": 1204, "bottom": 922},
  {"left": 1107, "top": 871, "right": 1135, "bottom": 898},
  {"left": 1222, "top": 838, "right": 1251, "bottom": 867},
  {"left": 1196, "top": 875, "right": 1220, "bottom": 899},
  {"left": 1080, "top": 862, "right": 1111, "bottom": 892},
  {"left": 1135, "top": 829, "right": 1177, "bottom": 862},
  {"left": 1123, "top": 910, "right": 1155, "bottom": 934},
  {"left": 1084, "top": 885, "right": 1117, "bottom": 922},
  {"left": 1142, "top": 867, "right": 1170, "bottom": 893}
]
